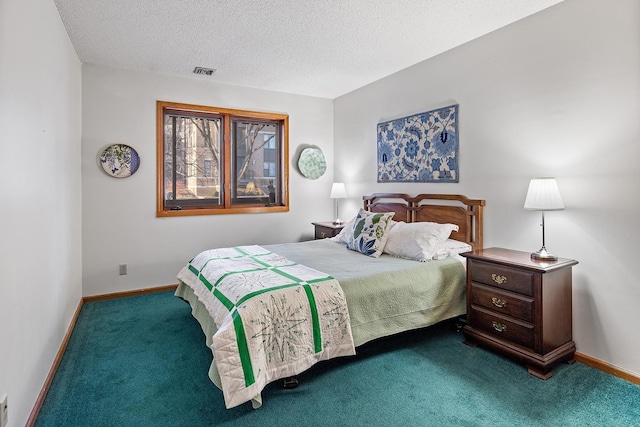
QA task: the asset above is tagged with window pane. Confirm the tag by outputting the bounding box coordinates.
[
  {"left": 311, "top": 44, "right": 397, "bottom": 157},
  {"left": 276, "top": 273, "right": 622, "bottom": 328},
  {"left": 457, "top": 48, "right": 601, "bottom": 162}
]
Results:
[
  {"left": 231, "top": 120, "right": 279, "bottom": 205},
  {"left": 164, "top": 113, "right": 222, "bottom": 208}
]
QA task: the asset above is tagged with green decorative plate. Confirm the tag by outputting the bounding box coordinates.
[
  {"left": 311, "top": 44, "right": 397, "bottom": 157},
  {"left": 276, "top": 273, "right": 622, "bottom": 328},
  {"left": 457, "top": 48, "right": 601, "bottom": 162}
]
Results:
[{"left": 298, "top": 147, "right": 326, "bottom": 180}]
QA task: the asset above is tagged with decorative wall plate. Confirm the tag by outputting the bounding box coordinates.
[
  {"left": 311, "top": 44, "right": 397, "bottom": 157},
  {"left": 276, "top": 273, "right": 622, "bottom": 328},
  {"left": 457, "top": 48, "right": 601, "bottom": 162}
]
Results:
[
  {"left": 99, "top": 144, "right": 140, "bottom": 178},
  {"left": 298, "top": 147, "right": 327, "bottom": 180}
]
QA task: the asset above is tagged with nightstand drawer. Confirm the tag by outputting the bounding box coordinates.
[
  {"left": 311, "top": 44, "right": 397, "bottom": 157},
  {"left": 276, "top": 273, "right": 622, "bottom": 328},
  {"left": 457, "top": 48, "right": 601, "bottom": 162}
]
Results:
[
  {"left": 312, "top": 222, "right": 345, "bottom": 240},
  {"left": 469, "top": 260, "right": 535, "bottom": 296},
  {"left": 470, "top": 283, "right": 534, "bottom": 322},
  {"left": 315, "top": 227, "right": 338, "bottom": 239},
  {"left": 469, "top": 307, "right": 534, "bottom": 349}
]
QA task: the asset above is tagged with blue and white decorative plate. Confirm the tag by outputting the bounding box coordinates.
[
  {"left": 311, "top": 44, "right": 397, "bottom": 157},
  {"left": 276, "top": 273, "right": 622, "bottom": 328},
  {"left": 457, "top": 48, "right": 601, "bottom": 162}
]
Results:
[
  {"left": 99, "top": 144, "right": 140, "bottom": 178},
  {"left": 298, "top": 147, "right": 327, "bottom": 180}
]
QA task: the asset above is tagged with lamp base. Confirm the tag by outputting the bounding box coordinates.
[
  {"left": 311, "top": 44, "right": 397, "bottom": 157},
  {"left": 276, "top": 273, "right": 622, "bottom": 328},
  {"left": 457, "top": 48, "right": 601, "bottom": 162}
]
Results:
[
  {"left": 332, "top": 219, "right": 344, "bottom": 225},
  {"left": 531, "top": 247, "right": 558, "bottom": 261}
]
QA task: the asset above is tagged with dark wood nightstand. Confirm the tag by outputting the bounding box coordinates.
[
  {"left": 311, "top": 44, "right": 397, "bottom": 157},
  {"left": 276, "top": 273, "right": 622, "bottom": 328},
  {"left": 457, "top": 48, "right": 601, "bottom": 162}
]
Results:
[
  {"left": 312, "top": 221, "right": 345, "bottom": 240},
  {"left": 461, "top": 247, "right": 578, "bottom": 379}
]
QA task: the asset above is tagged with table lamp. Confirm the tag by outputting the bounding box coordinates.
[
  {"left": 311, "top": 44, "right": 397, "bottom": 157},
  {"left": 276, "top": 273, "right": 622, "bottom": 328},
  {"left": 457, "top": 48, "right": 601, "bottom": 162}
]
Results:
[
  {"left": 330, "top": 182, "right": 347, "bottom": 224},
  {"left": 524, "top": 177, "right": 564, "bottom": 261}
]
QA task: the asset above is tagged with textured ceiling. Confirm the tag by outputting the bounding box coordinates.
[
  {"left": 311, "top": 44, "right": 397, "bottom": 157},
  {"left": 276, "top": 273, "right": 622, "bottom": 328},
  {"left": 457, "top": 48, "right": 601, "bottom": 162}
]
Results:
[{"left": 53, "top": 0, "right": 564, "bottom": 99}]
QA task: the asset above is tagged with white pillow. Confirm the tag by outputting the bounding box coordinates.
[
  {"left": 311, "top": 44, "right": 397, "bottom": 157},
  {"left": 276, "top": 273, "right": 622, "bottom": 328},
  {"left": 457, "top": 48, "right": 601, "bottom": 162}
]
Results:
[
  {"left": 432, "top": 239, "right": 473, "bottom": 260},
  {"left": 345, "top": 209, "right": 396, "bottom": 257},
  {"left": 383, "top": 221, "right": 459, "bottom": 261}
]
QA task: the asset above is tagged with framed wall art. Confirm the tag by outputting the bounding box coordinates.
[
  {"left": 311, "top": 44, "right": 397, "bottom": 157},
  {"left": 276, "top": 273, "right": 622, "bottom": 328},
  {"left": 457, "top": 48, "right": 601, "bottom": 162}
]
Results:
[{"left": 377, "top": 104, "right": 459, "bottom": 183}]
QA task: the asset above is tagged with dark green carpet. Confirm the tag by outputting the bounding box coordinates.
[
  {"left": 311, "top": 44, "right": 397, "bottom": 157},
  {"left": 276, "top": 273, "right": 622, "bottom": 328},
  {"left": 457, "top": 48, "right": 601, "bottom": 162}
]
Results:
[{"left": 36, "top": 291, "right": 640, "bottom": 426}]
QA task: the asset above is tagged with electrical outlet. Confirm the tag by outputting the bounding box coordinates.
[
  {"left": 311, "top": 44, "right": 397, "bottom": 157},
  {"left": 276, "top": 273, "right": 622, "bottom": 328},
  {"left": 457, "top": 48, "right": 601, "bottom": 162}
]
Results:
[
  {"left": 119, "top": 264, "right": 127, "bottom": 275},
  {"left": 0, "top": 394, "right": 7, "bottom": 427}
]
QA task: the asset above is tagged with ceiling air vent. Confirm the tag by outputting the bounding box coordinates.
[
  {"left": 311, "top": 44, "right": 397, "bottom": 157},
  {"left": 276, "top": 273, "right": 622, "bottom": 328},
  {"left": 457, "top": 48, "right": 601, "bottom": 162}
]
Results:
[{"left": 193, "top": 67, "right": 216, "bottom": 76}]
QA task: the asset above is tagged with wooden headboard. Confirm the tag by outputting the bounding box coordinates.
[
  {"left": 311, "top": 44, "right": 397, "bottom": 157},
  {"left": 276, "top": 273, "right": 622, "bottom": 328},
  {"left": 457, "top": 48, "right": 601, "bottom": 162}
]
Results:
[{"left": 363, "top": 193, "right": 486, "bottom": 251}]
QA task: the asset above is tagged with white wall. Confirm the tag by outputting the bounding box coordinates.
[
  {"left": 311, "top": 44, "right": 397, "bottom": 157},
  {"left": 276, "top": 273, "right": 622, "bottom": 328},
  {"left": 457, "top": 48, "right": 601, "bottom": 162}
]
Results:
[
  {"left": 81, "top": 66, "right": 334, "bottom": 296},
  {"left": 0, "top": 0, "right": 82, "bottom": 425},
  {"left": 2, "top": 3, "right": 636, "bottom": 425},
  {"left": 334, "top": 0, "right": 640, "bottom": 376}
]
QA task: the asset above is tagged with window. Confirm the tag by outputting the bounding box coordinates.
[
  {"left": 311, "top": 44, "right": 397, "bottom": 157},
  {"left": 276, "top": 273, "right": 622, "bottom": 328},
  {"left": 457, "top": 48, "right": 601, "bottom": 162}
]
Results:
[{"left": 157, "top": 101, "right": 289, "bottom": 217}]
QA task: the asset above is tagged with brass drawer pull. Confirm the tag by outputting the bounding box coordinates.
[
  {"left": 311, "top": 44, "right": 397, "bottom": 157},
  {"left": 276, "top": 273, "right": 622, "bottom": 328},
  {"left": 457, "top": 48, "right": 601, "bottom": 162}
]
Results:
[
  {"left": 492, "top": 321, "right": 507, "bottom": 333},
  {"left": 492, "top": 274, "right": 507, "bottom": 284},
  {"left": 492, "top": 297, "right": 507, "bottom": 308}
]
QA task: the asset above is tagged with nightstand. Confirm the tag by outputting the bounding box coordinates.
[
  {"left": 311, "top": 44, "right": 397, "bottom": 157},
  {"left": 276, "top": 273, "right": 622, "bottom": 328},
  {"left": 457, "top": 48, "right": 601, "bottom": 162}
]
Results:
[
  {"left": 461, "top": 247, "right": 578, "bottom": 379},
  {"left": 312, "top": 221, "right": 345, "bottom": 240}
]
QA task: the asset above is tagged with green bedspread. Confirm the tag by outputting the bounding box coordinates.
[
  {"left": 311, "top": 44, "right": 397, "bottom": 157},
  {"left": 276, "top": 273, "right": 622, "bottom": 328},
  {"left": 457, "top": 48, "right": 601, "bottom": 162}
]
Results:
[{"left": 264, "top": 239, "right": 466, "bottom": 346}]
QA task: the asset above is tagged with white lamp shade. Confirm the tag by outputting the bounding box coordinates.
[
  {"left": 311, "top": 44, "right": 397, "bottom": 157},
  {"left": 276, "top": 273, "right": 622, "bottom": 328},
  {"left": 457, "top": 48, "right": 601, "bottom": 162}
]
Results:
[
  {"left": 524, "top": 177, "right": 564, "bottom": 211},
  {"left": 330, "top": 182, "right": 347, "bottom": 199}
]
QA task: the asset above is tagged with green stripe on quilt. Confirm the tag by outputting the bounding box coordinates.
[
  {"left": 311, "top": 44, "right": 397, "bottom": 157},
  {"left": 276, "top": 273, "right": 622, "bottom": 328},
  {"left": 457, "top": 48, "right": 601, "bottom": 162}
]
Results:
[
  {"left": 200, "top": 275, "right": 214, "bottom": 291},
  {"left": 213, "top": 288, "right": 235, "bottom": 311},
  {"left": 212, "top": 267, "right": 266, "bottom": 288},
  {"left": 233, "top": 247, "right": 251, "bottom": 256},
  {"left": 303, "top": 284, "right": 322, "bottom": 352},
  {"left": 235, "top": 283, "right": 299, "bottom": 307},
  {"left": 306, "top": 276, "right": 335, "bottom": 284},
  {"left": 247, "top": 256, "right": 271, "bottom": 268},
  {"left": 232, "top": 310, "right": 254, "bottom": 386},
  {"left": 269, "top": 267, "right": 300, "bottom": 282}
]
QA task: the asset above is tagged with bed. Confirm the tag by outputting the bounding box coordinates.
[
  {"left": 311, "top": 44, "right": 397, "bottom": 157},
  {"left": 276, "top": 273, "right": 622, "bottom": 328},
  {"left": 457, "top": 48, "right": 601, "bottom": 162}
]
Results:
[{"left": 175, "top": 193, "right": 485, "bottom": 409}]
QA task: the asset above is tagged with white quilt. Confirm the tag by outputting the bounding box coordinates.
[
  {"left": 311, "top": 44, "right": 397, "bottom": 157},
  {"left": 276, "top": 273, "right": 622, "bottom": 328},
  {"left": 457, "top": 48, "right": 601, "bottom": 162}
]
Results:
[{"left": 177, "top": 245, "right": 356, "bottom": 408}]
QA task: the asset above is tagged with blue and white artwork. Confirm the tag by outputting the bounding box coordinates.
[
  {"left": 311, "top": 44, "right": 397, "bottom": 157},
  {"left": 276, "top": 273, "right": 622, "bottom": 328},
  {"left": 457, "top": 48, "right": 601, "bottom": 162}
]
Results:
[{"left": 377, "top": 104, "right": 459, "bottom": 183}]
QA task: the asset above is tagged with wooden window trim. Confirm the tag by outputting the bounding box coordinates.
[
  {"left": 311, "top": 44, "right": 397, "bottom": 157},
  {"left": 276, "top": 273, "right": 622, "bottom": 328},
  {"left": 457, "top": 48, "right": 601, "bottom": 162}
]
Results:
[{"left": 156, "top": 100, "right": 289, "bottom": 217}]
